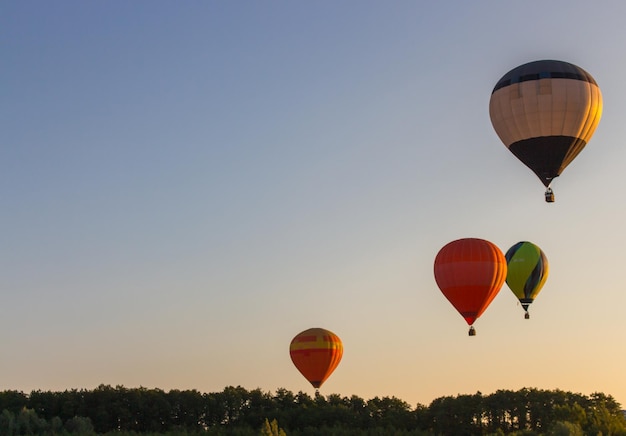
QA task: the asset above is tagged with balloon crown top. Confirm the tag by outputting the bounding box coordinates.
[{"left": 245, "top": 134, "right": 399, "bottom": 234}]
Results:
[{"left": 492, "top": 60, "right": 597, "bottom": 93}]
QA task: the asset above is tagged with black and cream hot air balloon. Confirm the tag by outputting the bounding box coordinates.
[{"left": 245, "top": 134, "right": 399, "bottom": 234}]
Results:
[{"left": 489, "top": 60, "right": 602, "bottom": 202}]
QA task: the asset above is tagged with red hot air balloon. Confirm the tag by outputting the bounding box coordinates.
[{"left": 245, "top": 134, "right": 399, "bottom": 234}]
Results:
[
  {"left": 434, "top": 238, "right": 507, "bottom": 336},
  {"left": 289, "top": 328, "right": 343, "bottom": 390}
]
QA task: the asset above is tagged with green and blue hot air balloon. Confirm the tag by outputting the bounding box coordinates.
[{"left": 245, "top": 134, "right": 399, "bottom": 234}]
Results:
[{"left": 505, "top": 241, "right": 549, "bottom": 319}]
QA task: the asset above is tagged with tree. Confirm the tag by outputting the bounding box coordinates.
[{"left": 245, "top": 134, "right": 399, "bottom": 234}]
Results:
[
  {"left": 548, "top": 421, "right": 584, "bottom": 436},
  {"left": 483, "top": 389, "right": 521, "bottom": 432},
  {"left": 0, "top": 385, "right": 622, "bottom": 435},
  {"left": 65, "top": 415, "right": 96, "bottom": 434},
  {"left": 428, "top": 393, "right": 485, "bottom": 435},
  {"left": 366, "top": 396, "right": 414, "bottom": 430},
  {"left": 260, "top": 418, "right": 287, "bottom": 436},
  {"left": 17, "top": 408, "right": 47, "bottom": 435},
  {"left": 49, "top": 416, "right": 64, "bottom": 434},
  {"left": 552, "top": 403, "right": 587, "bottom": 429},
  {"left": 0, "top": 409, "right": 16, "bottom": 435},
  {"left": 0, "top": 391, "right": 27, "bottom": 415},
  {"left": 168, "top": 388, "right": 206, "bottom": 431},
  {"left": 585, "top": 401, "right": 626, "bottom": 436},
  {"left": 214, "top": 385, "right": 250, "bottom": 425}
]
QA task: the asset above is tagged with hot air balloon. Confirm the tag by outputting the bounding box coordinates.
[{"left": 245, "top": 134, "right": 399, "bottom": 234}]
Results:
[
  {"left": 489, "top": 60, "right": 602, "bottom": 202},
  {"left": 434, "top": 238, "right": 507, "bottom": 336},
  {"left": 289, "top": 327, "right": 343, "bottom": 390},
  {"left": 505, "top": 241, "right": 549, "bottom": 319}
]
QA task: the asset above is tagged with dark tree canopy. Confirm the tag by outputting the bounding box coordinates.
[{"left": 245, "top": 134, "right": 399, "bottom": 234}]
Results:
[{"left": 0, "top": 385, "right": 624, "bottom": 435}]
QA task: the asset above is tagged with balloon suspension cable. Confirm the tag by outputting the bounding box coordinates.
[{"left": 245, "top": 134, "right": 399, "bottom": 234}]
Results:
[{"left": 468, "top": 326, "right": 476, "bottom": 336}]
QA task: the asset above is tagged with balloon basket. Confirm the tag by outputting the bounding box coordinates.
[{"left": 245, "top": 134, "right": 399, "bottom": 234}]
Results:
[
  {"left": 524, "top": 312, "right": 530, "bottom": 319},
  {"left": 468, "top": 326, "right": 476, "bottom": 336},
  {"left": 545, "top": 188, "right": 555, "bottom": 203}
]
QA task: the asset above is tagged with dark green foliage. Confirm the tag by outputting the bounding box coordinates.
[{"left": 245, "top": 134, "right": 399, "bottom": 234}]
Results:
[
  {"left": 64, "top": 416, "right": 96, "bottom": 434},
  {"left": 0, "top": 387, "right": 623, "bottom": 435},
  {"left": 0, "top": 391, "right": 28, "bottom": 415}
]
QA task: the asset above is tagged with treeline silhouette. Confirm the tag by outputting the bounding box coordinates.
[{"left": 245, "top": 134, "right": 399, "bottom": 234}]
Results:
[{"left": 0, "top": 385, "right": 625, "bottom": 435}]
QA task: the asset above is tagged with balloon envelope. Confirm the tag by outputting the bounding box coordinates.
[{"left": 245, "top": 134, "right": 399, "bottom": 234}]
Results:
[
  {"left": 434, "top": 238, "right": 507, "bottom": 331},
  {"left": 505, "top": 241, "right": 549, "bottom": 317},
  {"left": 489, "top": 60, "right": 602, "bottom": 188},
  {"left": 289, "top": 328, "right": 343, "bottom": 389}
]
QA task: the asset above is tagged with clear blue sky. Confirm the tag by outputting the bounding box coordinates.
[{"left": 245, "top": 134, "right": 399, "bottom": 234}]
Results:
[{"left": 2, "top": 1, "right": 626, "bottom": 408}]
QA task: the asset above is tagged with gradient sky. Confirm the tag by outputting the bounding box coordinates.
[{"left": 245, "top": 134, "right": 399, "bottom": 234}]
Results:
[{"left": 2, "top": 1, "right": 626, "bottom": 409}]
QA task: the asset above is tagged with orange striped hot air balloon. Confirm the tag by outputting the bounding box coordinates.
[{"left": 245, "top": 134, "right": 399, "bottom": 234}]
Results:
[
  {"left": 289, "top": 327, "right": 343, "bottom": 390},
  {"left": 434, "top": 238, "right": 507, "bottom": 336}
]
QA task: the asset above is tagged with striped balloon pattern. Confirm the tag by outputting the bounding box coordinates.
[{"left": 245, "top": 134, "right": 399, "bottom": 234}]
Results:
[
  {"left": 289, "top": 328, "right": 343, "bottom": 389},
  {"left": 505, "top": 241, "right": 549, "bottom": 318}
]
